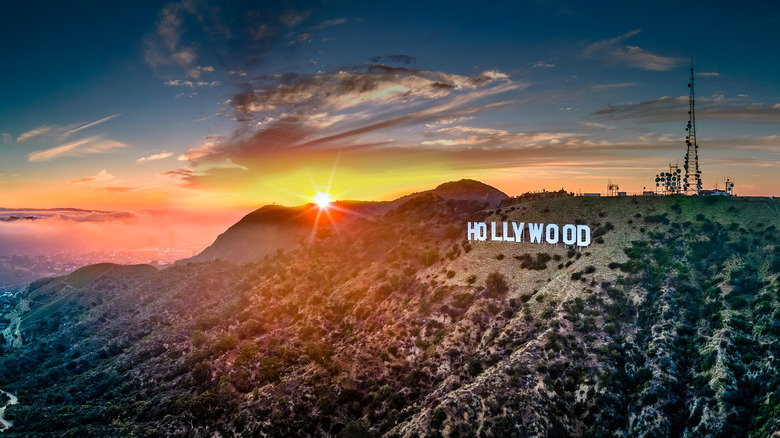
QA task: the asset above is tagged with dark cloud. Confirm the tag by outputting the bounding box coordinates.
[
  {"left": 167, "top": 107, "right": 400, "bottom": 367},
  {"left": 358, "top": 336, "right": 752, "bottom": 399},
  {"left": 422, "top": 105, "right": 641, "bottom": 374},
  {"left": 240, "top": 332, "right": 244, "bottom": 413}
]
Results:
[
  {"left": 159, "top": 168, "right": 200, "bottom": 178},
  {"left": 591, "top": 95, "right": 780, "bottom": 123},
  {"left": 144, "top": 0, "right": 326, "bottom": 78},
  {"left": 369, "top": 55, "right": 417, "bottom": 65}
]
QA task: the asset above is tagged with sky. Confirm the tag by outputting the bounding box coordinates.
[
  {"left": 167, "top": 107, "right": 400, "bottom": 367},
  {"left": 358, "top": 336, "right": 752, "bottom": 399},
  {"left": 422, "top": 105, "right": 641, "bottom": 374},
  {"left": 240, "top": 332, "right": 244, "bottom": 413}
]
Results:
[{"left": 1, "top": 0, "right": 780, "bottom": 251}]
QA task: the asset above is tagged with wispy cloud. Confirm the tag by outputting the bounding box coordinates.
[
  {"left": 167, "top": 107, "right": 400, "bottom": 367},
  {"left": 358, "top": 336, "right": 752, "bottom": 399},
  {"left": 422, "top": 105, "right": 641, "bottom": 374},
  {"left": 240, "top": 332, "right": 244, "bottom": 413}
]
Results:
[
  {"left": 421, "top": 125, "right": 578, "bottom": 147},
  {"left": 696, "top": 72, "right": 721, "bottom": 77},
  {"left": 137, "top": 152, "right": 173, "bottom": 163},
  {"left": 69, "top": 170, "right": 116, "bottom": 185},
  {"left": 27, "top": 135, "right": 126, "bottom": 162},
  {"left": 227, "top": 65, "right": 515, "bottom": 122},
  {"left": 532, "top": 61, "right": 555, "bottom": 68},
  {"left": 580, "top": 122, "right": 618, "bottom": 130},
  {"left": 591, "top": 95, "right": 780, "bottom": 123},
  {"left": 61, "top": 114, "right": 122, "bottom": 138},
  {"left": 588, "top": 82, "right": 637, "bottom": 91},
  {"left": 16, "top": 114, "right": 121, "bottom": 143},
  {"left": 309, "top": 18, "right": 348, "bottom": 31},
  {"left": 583, "top": 30, "right": 681, "bottom": 71},
  {"left": 164, "top": 79, "right": 221, "bottom": 87},
  {"left": 16, "top": 126, "right": 55, "bottom": 143},
  {"left": 1, "top": 133, "right": 11, "bottom": 144}
]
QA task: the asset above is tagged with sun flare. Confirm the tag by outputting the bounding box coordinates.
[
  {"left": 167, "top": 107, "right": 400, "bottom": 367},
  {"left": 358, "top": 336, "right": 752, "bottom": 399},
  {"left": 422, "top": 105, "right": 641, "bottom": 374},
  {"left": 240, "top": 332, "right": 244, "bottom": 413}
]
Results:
[{"left": 313, "top": 192, "right": 333, "bottom": 208}]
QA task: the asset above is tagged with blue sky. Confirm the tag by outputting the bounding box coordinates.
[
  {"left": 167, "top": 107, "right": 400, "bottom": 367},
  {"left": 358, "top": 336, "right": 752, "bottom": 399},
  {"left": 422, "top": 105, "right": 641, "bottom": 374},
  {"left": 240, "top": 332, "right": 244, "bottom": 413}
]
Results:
[{"left": 1, "top": 0, "right": 779, "bottom": 211}]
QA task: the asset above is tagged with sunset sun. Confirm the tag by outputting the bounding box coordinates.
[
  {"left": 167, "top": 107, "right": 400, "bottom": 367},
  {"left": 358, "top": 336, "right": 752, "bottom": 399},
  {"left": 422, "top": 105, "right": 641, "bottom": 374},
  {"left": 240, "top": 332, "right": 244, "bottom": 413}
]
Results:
[{"left": 313, "top": 192, "right": 333, "bottom": 208}]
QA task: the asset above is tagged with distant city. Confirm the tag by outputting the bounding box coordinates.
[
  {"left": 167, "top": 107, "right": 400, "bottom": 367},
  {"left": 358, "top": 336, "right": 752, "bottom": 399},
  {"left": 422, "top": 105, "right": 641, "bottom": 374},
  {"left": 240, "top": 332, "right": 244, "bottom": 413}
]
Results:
[{"left": 0, "top": 239, "right": 205, "bottom": 293}]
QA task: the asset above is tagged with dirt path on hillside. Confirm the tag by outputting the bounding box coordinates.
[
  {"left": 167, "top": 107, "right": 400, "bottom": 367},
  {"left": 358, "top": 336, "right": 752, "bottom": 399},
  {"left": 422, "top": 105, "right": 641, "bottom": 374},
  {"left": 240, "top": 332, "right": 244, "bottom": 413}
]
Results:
[{"left": 0, "top": 390, "right": 18, "bottom": 432}]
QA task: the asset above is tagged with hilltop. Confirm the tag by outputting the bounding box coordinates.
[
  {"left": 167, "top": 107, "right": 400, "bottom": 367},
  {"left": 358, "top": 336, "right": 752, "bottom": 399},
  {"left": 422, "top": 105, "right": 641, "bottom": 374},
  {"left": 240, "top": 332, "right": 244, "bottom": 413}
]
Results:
[
  {"left": 182, "top": 179, "right": 507, "bottom": 264},
  {"left": 0, "top": 187, "right": 778, "bottom": 437}
]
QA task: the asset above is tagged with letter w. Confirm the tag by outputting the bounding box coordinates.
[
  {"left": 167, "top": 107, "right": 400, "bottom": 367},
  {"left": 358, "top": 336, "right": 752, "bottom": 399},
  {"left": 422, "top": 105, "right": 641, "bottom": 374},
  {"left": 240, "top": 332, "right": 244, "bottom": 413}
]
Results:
[{"left": 528, "top": 223, "right": 544, "bottom": 243}]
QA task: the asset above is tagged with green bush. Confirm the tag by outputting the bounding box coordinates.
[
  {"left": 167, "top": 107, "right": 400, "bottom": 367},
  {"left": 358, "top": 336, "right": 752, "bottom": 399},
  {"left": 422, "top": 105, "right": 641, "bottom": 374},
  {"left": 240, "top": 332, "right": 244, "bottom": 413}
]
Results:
[{"left": 431, "top": 407, "right": 447, "bottom": 430}]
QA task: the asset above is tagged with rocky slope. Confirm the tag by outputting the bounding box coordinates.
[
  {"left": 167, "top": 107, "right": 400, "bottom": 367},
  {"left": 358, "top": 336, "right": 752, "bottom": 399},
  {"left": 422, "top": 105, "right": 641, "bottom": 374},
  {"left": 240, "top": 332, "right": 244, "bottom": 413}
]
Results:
[{"left": 0, "top": 188, "right": 778, "bottom": 437}]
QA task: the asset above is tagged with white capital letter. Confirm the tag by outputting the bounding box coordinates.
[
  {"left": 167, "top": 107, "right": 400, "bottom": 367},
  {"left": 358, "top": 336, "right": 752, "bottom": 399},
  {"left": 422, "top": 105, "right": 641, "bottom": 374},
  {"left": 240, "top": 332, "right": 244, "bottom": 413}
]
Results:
[
  {"left": 562, "top": 224, "right": 576, "bottom": 246},
  {"left": 576, "top": 225, "right": 591, "bottom": 247},
  {"left": 529, "top": 223, "right": 544, "bottom": 243},
  {"left": 512, "top": 222, "right": 525, "bottom": 243},
  {"left": 545, "top": 224, "right": 559, "bottom": 244}
]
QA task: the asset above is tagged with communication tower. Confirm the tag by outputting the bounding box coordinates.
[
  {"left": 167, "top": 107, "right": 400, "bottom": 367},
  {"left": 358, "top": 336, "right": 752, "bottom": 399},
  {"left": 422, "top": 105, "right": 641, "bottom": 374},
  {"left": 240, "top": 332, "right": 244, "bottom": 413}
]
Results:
[
  {"left": 607, "top": 180, "right": 619, "bottom": 197},
  {"left": 724, "top": 177, "right": 735, "bottom": 196},
  {"left": 655, "top": 163, "right": 682, "bottom": 195},
  {"left": 684, "top": 57, "right": 702, "bottom": 194}
]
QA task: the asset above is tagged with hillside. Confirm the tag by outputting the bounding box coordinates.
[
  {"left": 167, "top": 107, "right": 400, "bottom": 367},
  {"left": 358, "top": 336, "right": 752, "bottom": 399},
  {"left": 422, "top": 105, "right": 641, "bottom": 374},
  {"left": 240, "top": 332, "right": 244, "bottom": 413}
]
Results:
[{"left": 0, "top": 191, "right": 778, "bottom": 437}]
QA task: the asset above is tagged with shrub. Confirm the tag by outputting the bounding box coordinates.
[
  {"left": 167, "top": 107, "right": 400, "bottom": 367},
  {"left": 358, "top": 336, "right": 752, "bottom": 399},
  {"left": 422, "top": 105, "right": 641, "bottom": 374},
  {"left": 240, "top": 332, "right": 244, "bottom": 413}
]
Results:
[
  {"left": 213, "top": 334, "right": 238, "bottom": 355},
  {"left": 431, "top": 407, "right": 447, "bottom": 430},
  {"left": 466, "top": 274, "right": 477, "bottom": 285},
  {"left": 420, "top": 249, "right": 439, "bottom": 266},
  {"left": 770, "top": 256, "right": 780, "bottom": 274},
  {"left": 485, "top": 272, "right": 509, "bottom": 298},
  {"left": 238, "top": 319, "right": 264, "bottom": 339},
  {"left": 446, "top": 270, "right": 456, "bottom": 278},
  {"left": 467, "top": 358, "right": 483, "bottom": 377},
  {"left": 192, "top": 361, "right": 212, "bottom": 387},
  {"left": 452, "top": 292, "right": 473, "bottom": 308}
]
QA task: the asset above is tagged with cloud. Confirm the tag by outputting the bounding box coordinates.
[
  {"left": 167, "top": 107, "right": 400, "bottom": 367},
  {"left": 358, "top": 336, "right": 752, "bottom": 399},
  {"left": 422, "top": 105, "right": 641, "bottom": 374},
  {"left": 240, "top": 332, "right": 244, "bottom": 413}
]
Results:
[
  {"left": 369, "top": 55, "right": 416, "bottom": 65},
  {"left": 421, "top": 125, "right": 578, "bottom": 147},
  {"left": 227, "top": 65, "right": 514, "bottom": 122},
  {"left": 144, "top": 0, "right": 312, "bottom": 78},
  {"left": 579, "top": 122, "right": 618, "bottom": 130},
  {"left": 27, "top": 135, "right": 127, "bottom": 162},
  {"left": 164, "top": 79, "right": 221, "bottom": 87},
  {"left": 583, "top": 30, "right": 681, "bottom": 71},
  {"left": 591, "top": 95, "right": 780, "bottom": 123},
  {"left": 137, "top": 152, "right": 174, "bottom": 163},
  {"left": 162, "top": 64, "right": 527, "bottom": 187},
  {"left": 159, "top": 168, "right": 201, "bottom": 178},
  {"left": 16, "top": 125, "right": 55, "bottom": 143},
  {"left": 309, "top": 18, "right": 347, "bottom": 30},
  {"left": 17, "top": 114, "right": 121, "bottom": 143},
  {"left": 696, "top": 72, "right": 720, "bottom": 77},
  {"left": 61, "top": 114, "right": 122, "bottom": 138},
  {"left": 0, "top": 207, "right": 135, "bottom": 222},
  {"left": 588, "top": 82, "right": 637, "bottom": 91},
  {"left": 532, "top": 61, "right": 555, "bottom": 68},
  {"left": 2, "top": 133, "right": 11, "bottom": 144},
  {"left": 69, "top": 170, "right": 115, "bottom": 185}
]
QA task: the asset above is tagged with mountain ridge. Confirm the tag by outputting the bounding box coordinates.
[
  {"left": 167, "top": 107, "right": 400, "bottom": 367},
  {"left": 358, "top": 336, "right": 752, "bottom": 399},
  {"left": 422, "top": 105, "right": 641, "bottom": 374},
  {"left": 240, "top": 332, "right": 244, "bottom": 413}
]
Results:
[{"left": 0, "top": 188, "right": 778, "bottom": 437}]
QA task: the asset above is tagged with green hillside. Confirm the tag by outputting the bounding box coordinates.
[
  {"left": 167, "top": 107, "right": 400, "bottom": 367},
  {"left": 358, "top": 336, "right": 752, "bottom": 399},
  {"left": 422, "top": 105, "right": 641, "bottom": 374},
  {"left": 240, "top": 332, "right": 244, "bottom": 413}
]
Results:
[{"left": 0, "top": 191, "right": 778, "bottom": 437}]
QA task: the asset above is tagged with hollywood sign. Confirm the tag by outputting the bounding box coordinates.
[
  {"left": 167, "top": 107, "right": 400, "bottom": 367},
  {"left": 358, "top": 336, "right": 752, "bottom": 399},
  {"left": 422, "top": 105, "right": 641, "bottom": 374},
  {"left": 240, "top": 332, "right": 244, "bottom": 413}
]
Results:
[{"left": 467, "top": 222, "right": 592, "bottom": 248}]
